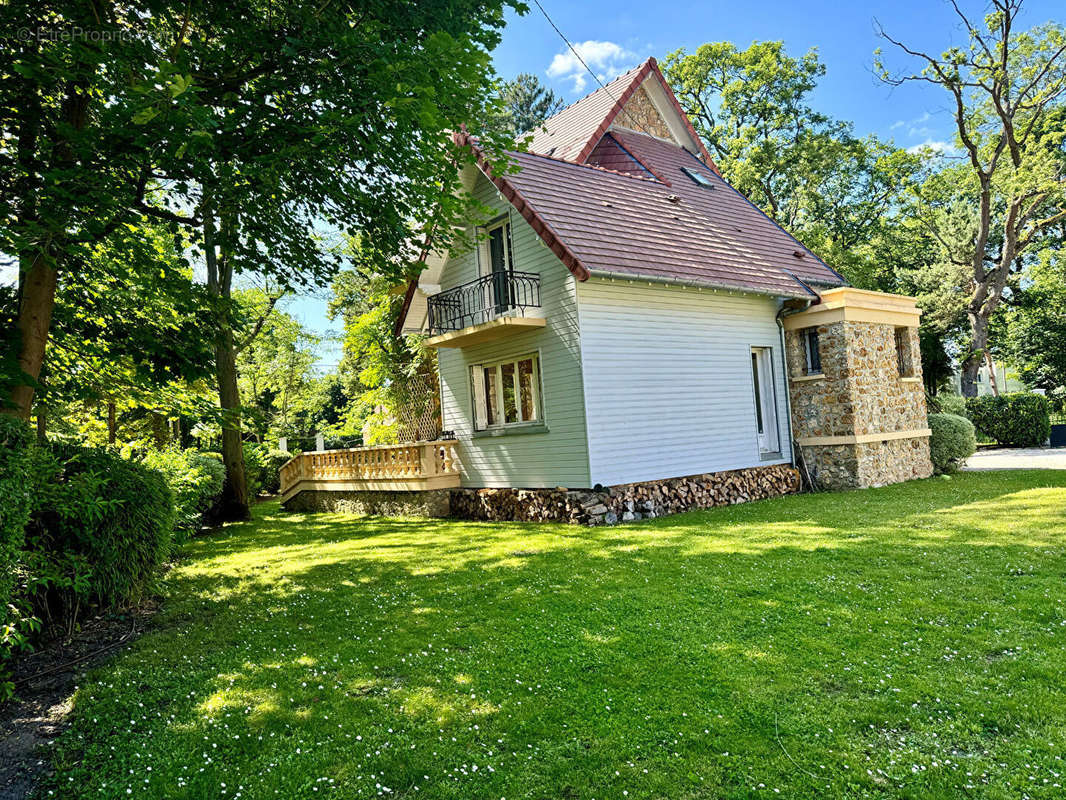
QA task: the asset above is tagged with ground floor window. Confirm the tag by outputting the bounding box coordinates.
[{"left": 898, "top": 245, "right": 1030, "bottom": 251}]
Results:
[{"left": 470, "top": 353, "right": 541, "bottom": 430}]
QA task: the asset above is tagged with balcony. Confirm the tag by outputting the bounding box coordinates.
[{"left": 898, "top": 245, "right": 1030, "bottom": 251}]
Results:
[
  {"left": 424, "top": 271, "right": 544, "bottom": 348},
  {"left": 279, "top": 440, "right": 461, "bottom": 504}
]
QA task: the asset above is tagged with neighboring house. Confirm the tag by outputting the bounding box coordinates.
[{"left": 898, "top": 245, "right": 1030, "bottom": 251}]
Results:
[
  {"left": 281, "top": 58, "right": 933, "bottom": 522},
  {"left": 948, "top": 359, "right": 1028, "bottom": 397}
]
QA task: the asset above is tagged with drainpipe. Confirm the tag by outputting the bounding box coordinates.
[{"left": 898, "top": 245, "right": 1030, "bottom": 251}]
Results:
[{"left": 776, "top": 300, "right": 812, "bottom": 468}]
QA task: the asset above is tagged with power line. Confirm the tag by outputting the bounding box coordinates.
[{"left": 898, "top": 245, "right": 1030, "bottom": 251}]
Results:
[{"left": 529, "top": 0, "right": 658, "bottom": 140}]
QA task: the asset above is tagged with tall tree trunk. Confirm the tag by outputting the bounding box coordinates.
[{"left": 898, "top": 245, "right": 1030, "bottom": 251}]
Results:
[
  {"left": 214, "top": 322, "right": 251, "bottom": 518},
  {"left": 7, "top": 252, "right": 58, "bottom": 420},
  {"left": 107, "top": 400, "right": 117, "bottom": 444},
  {"left": 203, "top": 192, "right": 250, "bottom": 521}
]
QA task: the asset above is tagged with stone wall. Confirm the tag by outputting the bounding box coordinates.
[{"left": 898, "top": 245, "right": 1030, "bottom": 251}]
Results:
[
  {"left": 617, "top": 85, "right": 673, "bottom": 140},
  {"left": 783, "top": 289, "right": 933, "bottom": 490},
  {"left": 450, "top": 464, "right": 800, "bottom": 525},
  {"left": 284, "top": 489, "right": 452, "bottom": 518}
]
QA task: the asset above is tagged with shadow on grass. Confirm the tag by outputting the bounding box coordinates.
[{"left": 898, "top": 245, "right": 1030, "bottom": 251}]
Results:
[{"left": 45, "top": 470, "right": 1066, "bottom": 799}]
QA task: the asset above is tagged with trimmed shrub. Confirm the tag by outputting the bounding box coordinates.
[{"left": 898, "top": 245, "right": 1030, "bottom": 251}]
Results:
[
  {"left": 141, "top": 448, "right": 225, "bottom": 540},
  {"left": 966, "top": 393, "right": 1051, "bottom": 447},
  {"left": 28, "top": 445, "right": 176, "bottom": 613},
  {"left": 930, "top": 393, "right": 967, "bottom": 417},
  {"left": 928, "top": 413, "right": 977, "bottom": 474}
]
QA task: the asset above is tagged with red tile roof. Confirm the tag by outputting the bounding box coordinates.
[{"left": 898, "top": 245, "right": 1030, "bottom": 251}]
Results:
[{"left": 399, "top": 57, "right": 846, "bottom": 334}]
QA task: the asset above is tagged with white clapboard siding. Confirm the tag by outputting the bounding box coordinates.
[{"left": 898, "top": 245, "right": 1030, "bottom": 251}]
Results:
[
  {"left": 576, "top": 278, "right": 793, "bottom": 487},
  {"left": 436, "top": 173, "right": 592, "bottom": 488}
]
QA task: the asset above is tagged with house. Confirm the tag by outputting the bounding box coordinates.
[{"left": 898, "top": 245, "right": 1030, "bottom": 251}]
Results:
[
  {"left": 280, "top": 58, "right": 933, "bottom": 522},
  {"left": 948, "top": 359, "right": 1027, "bottom": 397}
]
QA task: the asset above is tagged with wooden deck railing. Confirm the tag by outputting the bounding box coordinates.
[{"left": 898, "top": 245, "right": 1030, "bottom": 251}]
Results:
[{"left": 279, "top": 440, "right": 461, "bottom": 501}]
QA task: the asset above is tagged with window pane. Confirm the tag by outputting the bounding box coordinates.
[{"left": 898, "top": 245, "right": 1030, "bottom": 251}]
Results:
[
  {"left": 518, "top": 358, "right": 537, "bottom": 421},
  {"left": 484, "top": 367, "right": 498, "bottom": 426},
  {"left": 751, "top": 352, "right": 764, "bottom": 434},
  {"left": 501, "top": 361, "right": 518, "bottom": 423},
  {"left": 488, "top": 226, "right": 506, "bottom": 273}
]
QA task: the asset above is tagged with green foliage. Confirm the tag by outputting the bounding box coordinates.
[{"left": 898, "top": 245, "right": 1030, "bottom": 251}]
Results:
[
  {"left": 28, "top": 445, "right": 176, "bottom": 616},
  {"left": 0, "top": 417, "right": 35, "bottom": 698},
  {"left": 1005, "top": 251, "right": 1066, "bottom": 392},
  {"left": 927, "top": 413, "right": 977, "bottom": 474},
  {"left": 141, "top": 449, "right": 225, "bottom": 540},
  {"left": 930, "top": 393, "right": 968, "bottom": 417},
  {"left": 242, "top": 443, "right": 266, "bottom": 498},
  {"left": 965, "top": 393, "right": 1052, "bottom": 447},
  {"left": 256, "top": 449, "right": 293, "bottom": 495}
]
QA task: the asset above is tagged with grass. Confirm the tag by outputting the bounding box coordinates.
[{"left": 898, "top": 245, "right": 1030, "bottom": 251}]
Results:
[{"left": 42, "top": 470, "right": 1066, "bottom": 799}]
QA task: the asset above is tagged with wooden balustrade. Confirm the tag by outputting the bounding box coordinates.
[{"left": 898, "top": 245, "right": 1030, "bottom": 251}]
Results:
[{"left": 279, "top": 440, "right": 461, "bottom": 502}]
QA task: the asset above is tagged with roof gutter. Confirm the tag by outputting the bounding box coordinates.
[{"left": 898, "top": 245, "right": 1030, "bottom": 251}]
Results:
[{"left": 586, "top": 268, "right": 817, "bottom": 300}]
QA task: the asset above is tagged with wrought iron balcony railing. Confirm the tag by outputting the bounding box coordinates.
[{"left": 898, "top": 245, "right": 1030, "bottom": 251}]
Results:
[{"left": 427, "top": 271, "right": 541, "bottom": 336}]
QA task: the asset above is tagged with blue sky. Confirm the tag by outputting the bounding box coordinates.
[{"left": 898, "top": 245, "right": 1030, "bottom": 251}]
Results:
[{"left": 290, "top": 0, "right": 1059, "bottom": 369}]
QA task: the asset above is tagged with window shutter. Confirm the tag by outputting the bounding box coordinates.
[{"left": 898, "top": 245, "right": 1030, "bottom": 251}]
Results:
[
  {"left": 476, "top": 227, "right": 491, "bottom": 277},
  {"left": 471, "top": 365, "right": 488, "bottom": 430}
]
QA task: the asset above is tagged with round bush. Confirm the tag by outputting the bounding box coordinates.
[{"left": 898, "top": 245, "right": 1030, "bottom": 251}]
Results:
[
  {"left": 30, "top": 444, "right": 176, "bottom": 608},
  {"left": 965, "top": 393, "right": 1051, "bottom": 447},
  {"left": 928, "top": 413, "right": 977, "bottom": 474}
]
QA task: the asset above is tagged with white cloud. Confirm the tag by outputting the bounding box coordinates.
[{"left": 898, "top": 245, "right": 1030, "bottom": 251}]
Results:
[
  {"left": 906, "top": 139, "right": 962, "bottom": 157},
  {"left": 546, "top": 40, "right": 637, "bottom": 93}
]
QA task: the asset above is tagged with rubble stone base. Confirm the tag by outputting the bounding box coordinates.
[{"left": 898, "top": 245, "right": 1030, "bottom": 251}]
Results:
[
  {"left": 449, "top": 464, "right": 801, "bottom": 526},
  {"left": 803, "top": 436, "right": 933, "bottom": 490},
  {"left": 284, "top": 489, "right": 452, "bottom": 518}
]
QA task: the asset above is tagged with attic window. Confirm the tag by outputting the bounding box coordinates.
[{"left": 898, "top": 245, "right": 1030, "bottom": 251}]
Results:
[{"left": 680, "top": 166, "right": 714, "bottom": 188}]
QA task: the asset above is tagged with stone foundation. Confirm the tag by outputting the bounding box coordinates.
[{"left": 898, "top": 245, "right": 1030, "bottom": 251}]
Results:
[
  {"left": 284, "top": 489, "right": 451, "bottom": 517},
  {"left": 450, "top": 464, "right": 800, "bottom": 525},
  {"left": 802, "top": 437, "right": 932, "bottom": 490}
]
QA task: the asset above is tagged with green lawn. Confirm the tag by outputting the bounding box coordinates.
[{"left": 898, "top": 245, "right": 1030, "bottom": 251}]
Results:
[{"left": 44, "top": 471, "right": 1066, "bottom": 799}]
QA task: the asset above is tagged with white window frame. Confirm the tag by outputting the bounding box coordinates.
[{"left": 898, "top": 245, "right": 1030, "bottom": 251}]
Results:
[
  {"left": 470, "top": 352, "right": 542, "bottom": 431},
  {"left": 478, "top": 216, "right": 513, "bottom": 277},
  {"left": 750, "top": 346, "right": 780, "bottom": 454}
]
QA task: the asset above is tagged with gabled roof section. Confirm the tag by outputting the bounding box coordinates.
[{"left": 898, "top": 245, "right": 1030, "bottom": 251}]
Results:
[{"left": 524, "top": 58, "right": 717, "bottom": 172}]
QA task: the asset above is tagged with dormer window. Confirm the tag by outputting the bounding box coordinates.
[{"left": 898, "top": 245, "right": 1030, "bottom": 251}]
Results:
[{"left": 680, "top": 166, "right": 714, "bottom": 188}]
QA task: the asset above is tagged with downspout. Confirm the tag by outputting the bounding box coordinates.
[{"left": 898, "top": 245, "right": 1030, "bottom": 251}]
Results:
[{"left": 776, "top": 299, "right": 811, "bottom": 468}]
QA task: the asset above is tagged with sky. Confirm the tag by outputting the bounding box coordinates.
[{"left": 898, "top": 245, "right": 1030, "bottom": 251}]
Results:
[{"left": 284, "top": 0, "right": 1058, "bottom": 369}]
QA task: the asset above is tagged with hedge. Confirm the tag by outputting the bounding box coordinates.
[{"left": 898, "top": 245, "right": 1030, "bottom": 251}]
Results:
[
  {"left": 28, "top": 445, "right": 176, "bottom": 612},
  {"left": 928, "top": 413, "right": 977, "bottom": 474},
  {"left": 965, "top": 393, "right": 1051, "bottom": 447}
]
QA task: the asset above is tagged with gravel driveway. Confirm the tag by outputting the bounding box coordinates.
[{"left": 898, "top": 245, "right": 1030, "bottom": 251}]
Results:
[{"left": 964, "top": 447, "right": 1066, "bottom": 470}]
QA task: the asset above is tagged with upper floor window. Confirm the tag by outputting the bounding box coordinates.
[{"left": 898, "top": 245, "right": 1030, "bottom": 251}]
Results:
[
  {"left": 895, "top": 327, "right": 914, "bottom": 377},
  {"left": 803, "top": 327, "right": 822, "bottom": 375},
  {"left": 470, "top": 353, "right": 541, "bottom": 430}
]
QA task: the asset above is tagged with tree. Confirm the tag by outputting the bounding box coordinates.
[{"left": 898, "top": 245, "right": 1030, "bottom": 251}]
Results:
[
  {"left": 1005, "top": 249, "right": 1066, "bottom": 390},
  {"left": 498, "top": 73, "right": 564, "bottom": 136},
  {"left": 3, "top": 0, "right": 521, "bottom": 516},
  {"left": 662, "top": 41, "right": 919, "bottom": 280},
  {"left": 876, "top": 0, "right": 1066, "bottom": 395}
]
